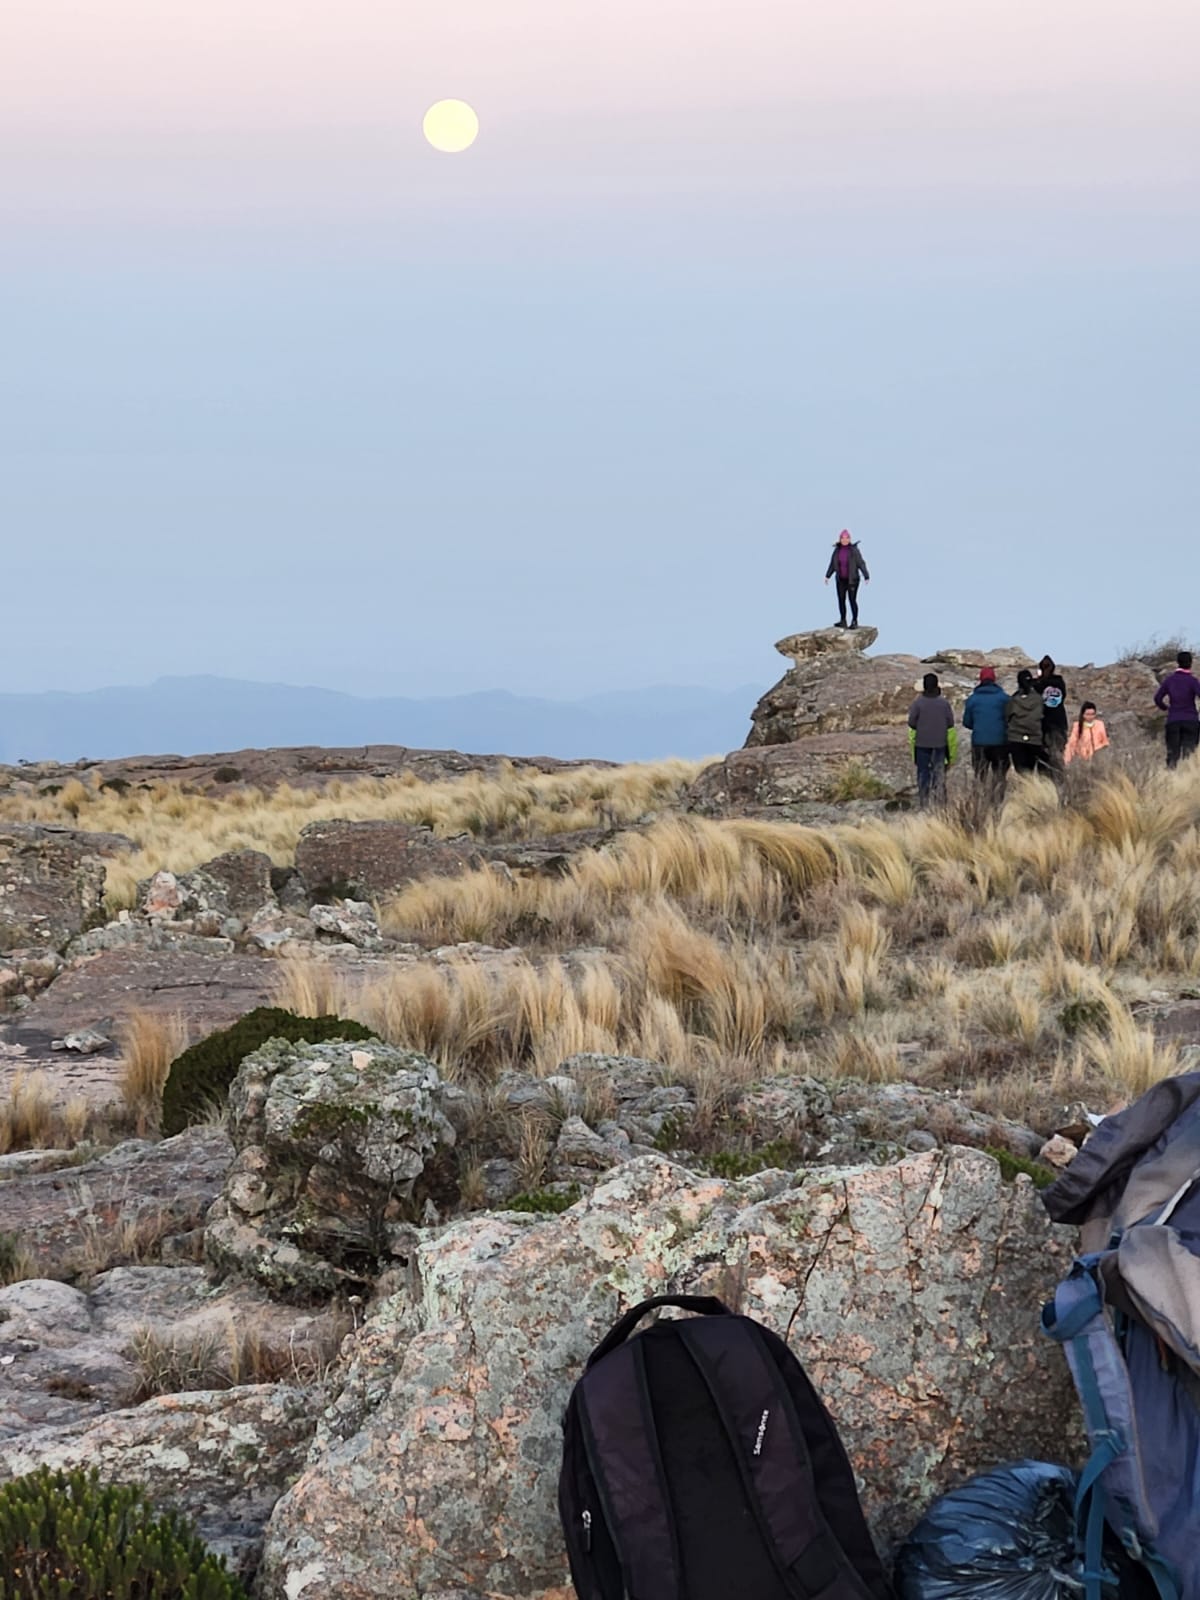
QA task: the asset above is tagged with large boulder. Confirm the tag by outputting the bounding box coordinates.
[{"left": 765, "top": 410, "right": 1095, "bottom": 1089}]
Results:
[
  {"left": 922, "top": 646, "right": 1036, "bottom": 674},
  {"left": 0, "top": 823, "right": 133, "bottom": 953},
  {"left": 0, "top": 1127, "right": 232, "bottom": 1278},
  {"left": 177, "top": 849, "right": 277, "bottom": 919},
  {"left": 746, "top": 647, "right": 961, "bottom": 749},
  {"left": 258, "top": 1149, "right": 1078, "bottom": 1600},
  {"left": 690, "top": 734, "right": 916, "bottom": 811},
  {"left": 295, "top": 820, "right": 483, "bottom": 902},
  {"left": 205, "top": 1039, "right": 465, "bottom": 1300},
  {"left": 775, "top": 625, "right": 880, "bottom": 663}
]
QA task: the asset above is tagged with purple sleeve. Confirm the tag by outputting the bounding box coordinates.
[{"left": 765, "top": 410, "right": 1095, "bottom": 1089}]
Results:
[{"left": 1155, "top": 679, "right": 1169, "bottom": 710}]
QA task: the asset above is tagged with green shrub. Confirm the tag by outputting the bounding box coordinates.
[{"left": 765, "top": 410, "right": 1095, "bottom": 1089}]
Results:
[
  {"left": 1059, "top": 998, "right": 1111, "bottom": 1038},
  {"left": 984, "top": 1145, "right": 1057, "bottom": 1189},
  {"left": 213, "top": 766, "right": 242, "bottom": 784},
  {"left": 703, "top": 1141, "right": 804, "bottom": 1179},
  {"left": 506, "top": 1186, "right": 580, "bottom": 1214},
  {"left": 160, "top": 1008, "right": 375, "bottom": 1136},
  {"left": 0, "top": 1466, "right": 247, "bottom": 1599}
]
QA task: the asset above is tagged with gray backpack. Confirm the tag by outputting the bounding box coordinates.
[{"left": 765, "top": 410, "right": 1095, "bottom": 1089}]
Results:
[{"left": 1042, "top": 1073, "right": 1200, "bottom": 1600}]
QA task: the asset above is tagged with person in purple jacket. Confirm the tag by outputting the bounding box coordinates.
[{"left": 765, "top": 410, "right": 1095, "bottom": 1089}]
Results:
[
  {"left": 823, "top": 529, "right": 870, "bottom": 629},
  {"left": 1153, "top": 650, "right": 1200, "bottom": 767}
]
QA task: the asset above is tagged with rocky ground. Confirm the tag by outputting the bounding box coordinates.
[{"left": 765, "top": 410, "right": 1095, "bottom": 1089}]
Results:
[{"left": 0, "top": 633, "right": 1186, "bottom": 1597}]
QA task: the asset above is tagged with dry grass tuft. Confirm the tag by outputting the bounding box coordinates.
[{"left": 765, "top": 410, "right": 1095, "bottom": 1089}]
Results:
[
  {"left": 0, "top": 1230, "right": 36, "bottom": 1286},
  {"left": 117, "top": 1011, "right": 190, "bottom": 1135},
  {"left": 0, "top": 1074, "right": 97, "bottom": 1155},
  {"left": 1079, "top": 1011, "right": 1184, "bottom": 1098},
  {"left": 126, "top": 1307, "right": 353, "bottom": 1402}
]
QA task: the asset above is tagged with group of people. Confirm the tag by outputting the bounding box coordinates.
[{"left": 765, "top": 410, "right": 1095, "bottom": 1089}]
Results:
[
  {"left": 820, "top": 531, "right": 1200, "bottom": 805},
  {"left": 906, "top": 651, "right": 1200, "bottom": 805}
]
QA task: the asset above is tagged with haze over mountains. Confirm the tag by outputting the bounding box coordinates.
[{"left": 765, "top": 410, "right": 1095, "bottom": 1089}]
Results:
[{"left": 0, "top": 676, "right": 763, "bottom": 766}]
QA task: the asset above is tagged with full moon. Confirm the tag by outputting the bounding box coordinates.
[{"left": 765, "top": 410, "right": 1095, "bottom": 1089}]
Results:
[{"left": 423, "top": 99, "right": 479, "bottom": 154}]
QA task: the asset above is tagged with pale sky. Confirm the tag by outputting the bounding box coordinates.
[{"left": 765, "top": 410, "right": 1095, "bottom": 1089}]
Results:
[{"left": 2, "top": 0, "right": 1197, "bottom": 697}]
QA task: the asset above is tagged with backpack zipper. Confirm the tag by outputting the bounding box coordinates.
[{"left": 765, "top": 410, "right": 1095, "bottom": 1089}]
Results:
[{"left": 582, "top": 1509, "right": 593, "bottom": 1552}]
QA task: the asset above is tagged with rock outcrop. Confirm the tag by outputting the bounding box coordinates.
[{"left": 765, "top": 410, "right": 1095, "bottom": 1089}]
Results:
[
  {"left": 205, "top": 1039, "right": 465, "bottom": 1299},
  {"left": 0, "top": 746, "right": 613, "bottom": 801},
  {"left": 295, "top": 819, "right": 484, "bottom": 902},
  {"left": 0, "top": 823, "right": 133, "bottom": 953},
  {"left": 259, "top": 1149, "right": 1077, "bottom": 1600},
  {"left": 0, "top": 1127, "right": 232, "bottom": 1277},
  {"left": 690, "top": 734, "right": 914, "bottom": 811},
  {"left": 775, "top": 625, "right": 881, "bottom": 664},
  {"left": 746, "top": 635, "right": 932, "bottom": 749}
]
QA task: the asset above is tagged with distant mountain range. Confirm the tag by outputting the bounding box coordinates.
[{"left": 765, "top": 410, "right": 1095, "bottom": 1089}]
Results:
[{"left": 0, "top": 676, "right": 763, "bottom": 765}]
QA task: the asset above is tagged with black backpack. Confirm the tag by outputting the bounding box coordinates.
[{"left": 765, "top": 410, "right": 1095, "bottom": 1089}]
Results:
[{"left": 559, "top": 1294, "right": 894, "bottom": 1600}]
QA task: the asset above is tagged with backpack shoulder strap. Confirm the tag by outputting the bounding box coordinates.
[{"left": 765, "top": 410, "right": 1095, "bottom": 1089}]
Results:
[
  {"left": 578, "top": 1335, "right": 683, "bottom": 1600},
  {"left": 679, "top": 1314, "right": 887, "bottom": 1600},
  {"left": 1043, "top": 1259, "right": 1181, "bottom": 1600}
]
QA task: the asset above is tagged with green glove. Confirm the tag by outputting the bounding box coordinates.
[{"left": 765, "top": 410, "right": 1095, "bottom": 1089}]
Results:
[
  {"left": 908, "top": 727, "right": 917, "bottom": 759},
  {"left": 946, "top": 727, "right": 959, "bottom": 767}
]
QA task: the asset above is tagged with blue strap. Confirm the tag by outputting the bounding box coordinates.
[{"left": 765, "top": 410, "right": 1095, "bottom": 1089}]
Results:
[{"left": 1076, "top": 1433, "right": 1122, "bottom": 1600}]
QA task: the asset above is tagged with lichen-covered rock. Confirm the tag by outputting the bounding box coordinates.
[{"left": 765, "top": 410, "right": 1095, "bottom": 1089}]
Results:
[
  {"left": 774, "top": 626, "right": 880, "bottom": 663},
  {"left": 0, "top": 1383, "right": 315, "bottom": 1579},
  {"left": 259, "top": 1149, "right": 1078, "bottom": 1600},
  {"left": 0, "top": 823, "right": 132, "bottom": 952},
  {"left": 308, "top": 900, "right": 381, "bottom": 950},
  {"left": 688, "top": 735, "right": 916, "bottom": 811},
  {"left": 294, "top": 820, "right": 483, "bottom": 902},
  {"left": 0, "top": 1127, "right": 232, "bottom": 1278},
  {"left": 179, "top": 850, "right": 277, "bottom": 919},
  {"left": 205, "top": 1039, "right": 464, "bottom": 1299}
]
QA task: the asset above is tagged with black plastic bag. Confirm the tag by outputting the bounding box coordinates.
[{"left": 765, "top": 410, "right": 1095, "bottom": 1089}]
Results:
[{"left": 894, "top": 1460, "right": 1127, "bottom": 1600}]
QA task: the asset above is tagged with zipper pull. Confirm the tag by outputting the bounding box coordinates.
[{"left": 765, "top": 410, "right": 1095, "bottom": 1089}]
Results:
[{"left": 582, "top": 1509, "right": 593, "bottom": 1552}]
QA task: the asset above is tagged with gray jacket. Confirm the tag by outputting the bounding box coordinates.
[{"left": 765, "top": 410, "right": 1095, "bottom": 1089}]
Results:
[{"left": 906, "top": 692, "right": 954, "bottom": 749}]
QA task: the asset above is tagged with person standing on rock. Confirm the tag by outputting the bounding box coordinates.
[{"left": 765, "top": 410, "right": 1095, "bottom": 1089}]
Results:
[
  {"left": 907, "top": 672, "right": 957, "bottom": 806},
  {"left": 1006, "top": 670, "right": 1046, "bottom": 773},
  {"left": 962, "top": 666, "right": 1011, "bottom": 791},
  {"left": 1154, "top": 650, "right": 1200, "bottom": 767},
  {"left": 1032, "top": 655, "right": 1069, "bottom": 772},
  {"left": 824, "top": 529, "right": 870, "bottom": 630}
]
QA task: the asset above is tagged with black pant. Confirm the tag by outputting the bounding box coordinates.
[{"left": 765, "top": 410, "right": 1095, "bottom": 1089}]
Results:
[
  {"left": 972, "top": 745, "right": 1010, "bottom": 788},
  {"left": 835, "top": 577, "right": 860, "bottom": 625},
  {"left": 914, "top": 746, "right": 946, "bottom": 806},
  {"left": 1009, "top": 742, "right": 1042, "bottom": 773},
  {"left": 1166, "top": 722, "right": 1200, "bottom": 768},
  {"left": 1041, "top": 727, "right": 1067, "bottom": 775}
]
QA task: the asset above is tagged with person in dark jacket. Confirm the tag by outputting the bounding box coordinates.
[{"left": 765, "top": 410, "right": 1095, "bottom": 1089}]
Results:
[
  {"left": 1032, "top": 654, "right": 1069, "bottom": 771},
  {"left": 907, "top": 672, "right": 957, "bottom": 806},
  {"left": 962, "top": 666, "right": 1011, "bottom": 791},
  {"left": 1154, "top": 650, "right": 1200, "bottom": 767},
  {"left": 1006, "top": 669, "right": 1046, "bottom": 773},
  {"left": 823, "top": 529, "right": 870, "bottom": 629}
]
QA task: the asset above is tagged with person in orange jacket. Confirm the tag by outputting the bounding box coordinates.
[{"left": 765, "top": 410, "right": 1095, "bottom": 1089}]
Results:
[{"left": 1064, "top": 701, "right": 1110, "bottom": 764}]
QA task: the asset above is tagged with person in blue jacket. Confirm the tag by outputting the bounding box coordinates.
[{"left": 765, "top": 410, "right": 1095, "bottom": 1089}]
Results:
[{"left": 962, "top": 666, "right": 1011, "bottom": 791}]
